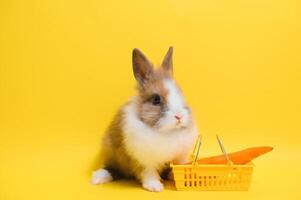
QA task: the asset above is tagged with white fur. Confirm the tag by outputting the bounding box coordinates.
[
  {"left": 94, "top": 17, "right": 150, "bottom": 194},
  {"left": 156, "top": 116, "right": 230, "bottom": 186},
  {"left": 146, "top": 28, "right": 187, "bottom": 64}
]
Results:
[
  {"left": 122, "top": 98, "right": 197, "bottom": 170},
  {"left": 165, "top": 79, "right": 185, "bottom": 114},
  {"left": 91, "top": 169, "right": 113, "bottom": 185}
]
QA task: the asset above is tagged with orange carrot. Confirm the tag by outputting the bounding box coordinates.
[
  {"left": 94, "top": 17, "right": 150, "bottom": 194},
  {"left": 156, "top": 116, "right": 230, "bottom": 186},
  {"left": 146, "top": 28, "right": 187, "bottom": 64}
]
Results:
[{"left": 187, "top": 146, "right": 273, "bottom": 165}]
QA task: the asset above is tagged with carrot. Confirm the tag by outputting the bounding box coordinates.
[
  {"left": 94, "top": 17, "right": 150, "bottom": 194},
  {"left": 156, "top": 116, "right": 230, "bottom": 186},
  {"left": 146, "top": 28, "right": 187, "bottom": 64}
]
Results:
[{"left": 187, "top": 146, "right": 273, "bottom": 165}]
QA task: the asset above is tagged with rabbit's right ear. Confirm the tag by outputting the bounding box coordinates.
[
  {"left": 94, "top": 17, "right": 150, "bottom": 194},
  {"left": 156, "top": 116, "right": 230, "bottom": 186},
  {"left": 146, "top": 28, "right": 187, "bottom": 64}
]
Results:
[
  {"left": 161, "top": 46, "right": 173, "bottom": 76},
  {"left": 132, "top": 48, "right": 154, "bottom": 86}
]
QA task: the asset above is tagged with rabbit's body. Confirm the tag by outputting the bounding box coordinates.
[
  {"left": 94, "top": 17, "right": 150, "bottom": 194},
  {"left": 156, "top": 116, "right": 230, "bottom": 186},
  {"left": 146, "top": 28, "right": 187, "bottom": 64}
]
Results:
[{"left": 92, "top": 47, "right": 198, "bottom": 192}]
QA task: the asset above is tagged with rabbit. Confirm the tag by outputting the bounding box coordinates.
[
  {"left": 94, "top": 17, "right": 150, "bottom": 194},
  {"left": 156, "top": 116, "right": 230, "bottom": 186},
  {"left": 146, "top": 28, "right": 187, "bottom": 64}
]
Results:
[{"left": 91, "top": 47, "right": 198, "bottom": 192}]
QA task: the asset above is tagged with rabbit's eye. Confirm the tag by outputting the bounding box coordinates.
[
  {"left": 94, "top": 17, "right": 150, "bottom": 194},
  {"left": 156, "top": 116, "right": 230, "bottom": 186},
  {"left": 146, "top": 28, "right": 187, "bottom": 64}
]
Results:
[{"left": 151, "top": 94, "right": 161, "bottom": 105}]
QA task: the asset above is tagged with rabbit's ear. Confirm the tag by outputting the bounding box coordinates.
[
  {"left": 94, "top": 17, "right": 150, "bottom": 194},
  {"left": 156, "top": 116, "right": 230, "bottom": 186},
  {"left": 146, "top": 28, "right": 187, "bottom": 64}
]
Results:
[
  {"left": 132, "top": 48, "right": 154, "bottom": 86},
  {"left": 161, "top": 46, "right": 173, "bottom": 75}
]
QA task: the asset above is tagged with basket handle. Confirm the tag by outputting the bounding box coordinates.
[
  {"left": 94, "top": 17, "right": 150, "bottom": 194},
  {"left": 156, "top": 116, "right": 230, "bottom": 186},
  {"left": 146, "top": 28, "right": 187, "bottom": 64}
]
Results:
[
  {"left": 191, "top": 135, "right": 202, "bottom": 165},
  {"left": 216, "top": 135, "right": 233, "bottom": 166}
]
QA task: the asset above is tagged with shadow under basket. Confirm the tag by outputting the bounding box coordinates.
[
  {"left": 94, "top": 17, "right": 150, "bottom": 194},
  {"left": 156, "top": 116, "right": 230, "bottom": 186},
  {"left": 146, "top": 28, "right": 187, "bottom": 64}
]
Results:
[{"left": 171, "top": 163, "right": 254, "bottom": 191}]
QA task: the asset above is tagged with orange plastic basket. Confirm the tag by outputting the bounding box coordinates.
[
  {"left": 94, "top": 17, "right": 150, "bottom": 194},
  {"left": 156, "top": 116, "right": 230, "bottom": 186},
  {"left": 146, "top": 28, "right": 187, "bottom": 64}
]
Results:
[
  {"left": 171, "top": 135, "right": 254, "bottom": 191},
  {"left": 171, "top": 163, "right": 253, "bottom": 191}
]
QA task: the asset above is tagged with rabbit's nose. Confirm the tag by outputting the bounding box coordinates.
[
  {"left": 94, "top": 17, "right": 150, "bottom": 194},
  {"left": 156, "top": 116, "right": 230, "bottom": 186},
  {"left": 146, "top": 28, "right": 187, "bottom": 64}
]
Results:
[{"left": 174, "top": 115, "right": 183, "bottom": 121}]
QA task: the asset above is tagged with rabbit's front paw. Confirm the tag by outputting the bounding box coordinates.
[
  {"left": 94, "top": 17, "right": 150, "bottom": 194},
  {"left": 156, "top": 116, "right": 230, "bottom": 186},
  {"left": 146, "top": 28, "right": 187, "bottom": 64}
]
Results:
[{"left": 142, "top": 179, "right": 164, "bottom": 192}]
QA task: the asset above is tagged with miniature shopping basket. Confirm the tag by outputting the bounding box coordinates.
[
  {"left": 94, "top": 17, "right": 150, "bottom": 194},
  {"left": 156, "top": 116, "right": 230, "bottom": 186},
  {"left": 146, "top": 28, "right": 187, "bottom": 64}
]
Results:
[{"left": 171, "top": 135, "right": 254, "bottom": 191}]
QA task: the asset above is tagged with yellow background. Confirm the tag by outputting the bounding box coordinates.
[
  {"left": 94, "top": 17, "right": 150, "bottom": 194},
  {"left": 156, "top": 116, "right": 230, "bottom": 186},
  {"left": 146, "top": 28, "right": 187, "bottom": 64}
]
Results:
[{"left": 1, "top": 0, "right": 300, "bottom": 199}]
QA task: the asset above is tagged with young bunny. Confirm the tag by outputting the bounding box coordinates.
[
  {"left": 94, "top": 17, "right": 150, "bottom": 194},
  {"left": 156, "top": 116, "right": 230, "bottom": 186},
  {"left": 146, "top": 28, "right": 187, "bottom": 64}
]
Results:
[{"left": 91, "top": 47, "right": 198, "bottom": 192}]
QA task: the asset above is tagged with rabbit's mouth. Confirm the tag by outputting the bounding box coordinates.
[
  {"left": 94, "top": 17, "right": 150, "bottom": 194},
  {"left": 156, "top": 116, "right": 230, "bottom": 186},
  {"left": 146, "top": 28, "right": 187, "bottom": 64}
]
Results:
[
  {"left": 175, "top": 123, "right": 189, "bottom": 130},
  {"left": 175, "top": 121, "right": 184, "bottom": 128},
  {"left": 155, "top": 122, "right": 189, "bottom": 133}
]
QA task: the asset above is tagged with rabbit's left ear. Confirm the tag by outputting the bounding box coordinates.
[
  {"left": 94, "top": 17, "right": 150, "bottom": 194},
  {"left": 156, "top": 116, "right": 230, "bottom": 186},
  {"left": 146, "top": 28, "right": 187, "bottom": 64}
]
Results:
[
  {"left": 161, "top": 46, "right": 173, "bottom": 75},
  {"left": 132, "top": 48, "right": 154, "bottom": 86}
]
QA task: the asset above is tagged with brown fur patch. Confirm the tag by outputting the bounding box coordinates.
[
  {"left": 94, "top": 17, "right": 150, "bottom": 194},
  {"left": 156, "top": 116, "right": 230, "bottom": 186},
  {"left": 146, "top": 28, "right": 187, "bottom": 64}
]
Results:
[
  {"left": 101, "top": 106, "right": 144, "bottom": 179},
  {"left": 136, "top": 68, "right": 171, "bottom": 127}
]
